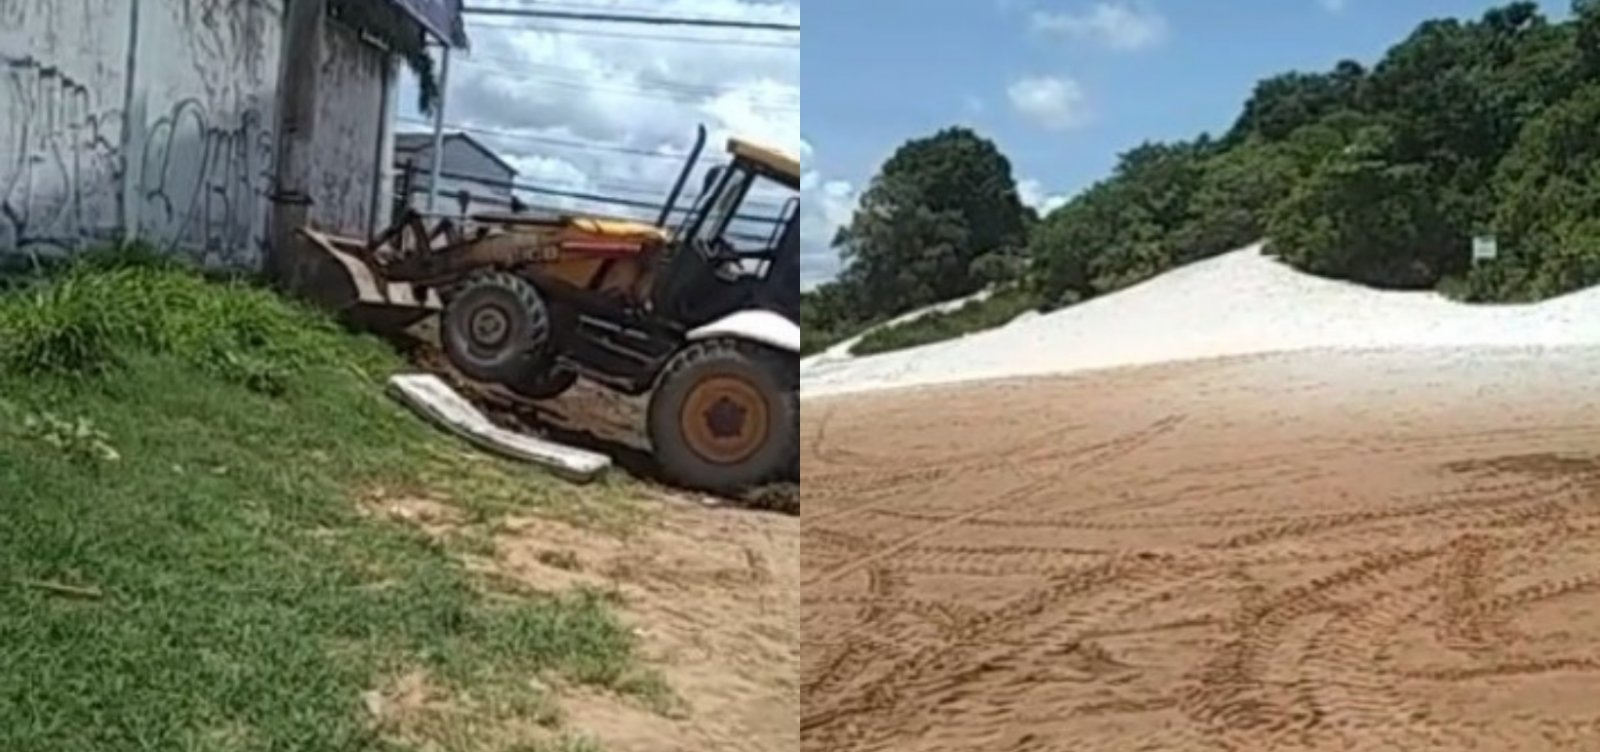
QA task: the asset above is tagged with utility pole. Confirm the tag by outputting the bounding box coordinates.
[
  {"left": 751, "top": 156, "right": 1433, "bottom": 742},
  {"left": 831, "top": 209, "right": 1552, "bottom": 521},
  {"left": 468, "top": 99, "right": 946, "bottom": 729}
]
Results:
[
  {"left": 270, "top": 0, "right": 328, "bottom": 291},
  {"left": 426, "top": 42, "right": 452, "bottom": 214}
]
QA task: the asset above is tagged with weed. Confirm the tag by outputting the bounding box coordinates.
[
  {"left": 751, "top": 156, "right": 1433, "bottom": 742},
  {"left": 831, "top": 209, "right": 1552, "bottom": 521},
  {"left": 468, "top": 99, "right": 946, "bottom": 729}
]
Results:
[
  {"left": 0, "top": 257, "right": 657, "bottom": 751},
  {"left": 20, "top": 411, "right": 120, "bottom": 463}
]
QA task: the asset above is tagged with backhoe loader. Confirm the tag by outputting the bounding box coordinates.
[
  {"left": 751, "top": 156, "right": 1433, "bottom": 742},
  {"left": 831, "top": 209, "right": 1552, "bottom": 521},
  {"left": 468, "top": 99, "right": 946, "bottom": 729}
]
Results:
[{"left": 301, "top": 127, "right": 799, "bottom": 493}]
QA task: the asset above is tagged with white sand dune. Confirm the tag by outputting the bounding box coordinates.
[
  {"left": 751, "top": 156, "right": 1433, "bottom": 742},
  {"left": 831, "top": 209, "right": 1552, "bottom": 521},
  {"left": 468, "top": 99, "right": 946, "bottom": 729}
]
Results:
[{"left": 801, "top": 244, "right": 1600, "bottom": 399}]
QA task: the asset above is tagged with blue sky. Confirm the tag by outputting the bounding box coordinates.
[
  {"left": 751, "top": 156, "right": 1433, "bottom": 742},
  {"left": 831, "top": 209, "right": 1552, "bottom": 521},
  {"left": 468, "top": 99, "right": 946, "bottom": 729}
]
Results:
[{"left": 799, "top": 0, "right": 1571, "bottom": 288}]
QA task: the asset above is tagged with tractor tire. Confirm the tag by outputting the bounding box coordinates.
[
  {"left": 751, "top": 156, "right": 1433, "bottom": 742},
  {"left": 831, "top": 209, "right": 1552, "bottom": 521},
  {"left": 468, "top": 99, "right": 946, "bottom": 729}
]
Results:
[
  {"left": 441, "top": 272, "right": 550, "bottom": 386},
  {"left": 648, "top": 340, "right": 798, "bottom": 495},
  {"left": 506, "top": 361, "right": 579, "bottom": 401}
]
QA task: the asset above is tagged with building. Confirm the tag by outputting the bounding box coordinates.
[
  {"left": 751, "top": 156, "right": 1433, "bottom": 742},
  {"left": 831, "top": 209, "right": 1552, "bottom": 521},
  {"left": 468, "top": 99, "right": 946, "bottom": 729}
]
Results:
[
  {"left": 393, "top": 132, "right": 521, "bottom": 219},
  {"left": 0, "top": 0, "right": 465, "bottom": 270}
]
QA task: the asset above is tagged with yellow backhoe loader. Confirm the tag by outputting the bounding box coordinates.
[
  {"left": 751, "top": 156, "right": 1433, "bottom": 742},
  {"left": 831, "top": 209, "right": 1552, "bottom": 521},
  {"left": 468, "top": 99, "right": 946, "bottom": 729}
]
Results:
[{"left": 301, "top": 127, "right": 799, "bottom": 493}]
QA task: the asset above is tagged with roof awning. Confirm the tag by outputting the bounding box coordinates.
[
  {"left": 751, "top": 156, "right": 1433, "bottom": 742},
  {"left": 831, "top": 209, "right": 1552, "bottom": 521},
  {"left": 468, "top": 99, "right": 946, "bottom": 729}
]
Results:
[{"left": 387, "top": 0, "right": 469, "bottom": 47}]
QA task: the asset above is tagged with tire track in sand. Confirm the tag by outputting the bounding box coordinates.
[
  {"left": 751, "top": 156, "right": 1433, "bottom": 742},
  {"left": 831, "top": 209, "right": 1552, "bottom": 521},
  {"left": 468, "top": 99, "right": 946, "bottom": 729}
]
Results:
[{"left": 813, "top": 415, "right": 1186, "bottom": 585}]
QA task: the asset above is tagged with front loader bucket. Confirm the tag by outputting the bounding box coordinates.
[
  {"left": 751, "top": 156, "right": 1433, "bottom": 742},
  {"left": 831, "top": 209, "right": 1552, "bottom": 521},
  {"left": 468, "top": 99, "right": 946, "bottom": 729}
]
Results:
[{"left": 298, "top": 227, "right": 443, "bottom": 337}]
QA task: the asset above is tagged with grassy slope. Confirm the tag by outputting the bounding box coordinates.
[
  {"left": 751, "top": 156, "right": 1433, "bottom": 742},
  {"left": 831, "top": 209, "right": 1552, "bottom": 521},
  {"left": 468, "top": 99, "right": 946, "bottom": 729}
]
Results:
[
  {"left": 0, "top": 257, "right": 660, "bottom": 751},
  {"left": 847, "top": 288, "right": 1038, "bottom": 357}
]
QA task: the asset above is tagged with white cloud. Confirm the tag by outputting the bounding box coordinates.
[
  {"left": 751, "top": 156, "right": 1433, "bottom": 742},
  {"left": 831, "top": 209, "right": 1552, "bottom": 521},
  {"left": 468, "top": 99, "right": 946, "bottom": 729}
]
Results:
[
  {"left": 799, "top": 139, "right": 859, "bottom": 290},
  {"left": 397, "top": 0, "right": 800, "bottom": 225},
  {"left": 1018, "top": 177, "right": 1070, "bottom": 215},
  {"left": 1031, "top": 2, "right": 1169, "bottom": 51},
  {"left": 1007, "top": 75, "right": 1089, "bottom": 131}
]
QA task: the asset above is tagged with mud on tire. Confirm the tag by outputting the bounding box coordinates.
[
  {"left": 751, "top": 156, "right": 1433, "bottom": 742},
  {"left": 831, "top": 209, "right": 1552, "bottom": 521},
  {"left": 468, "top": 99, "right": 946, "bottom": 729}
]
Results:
[
  {"left": 648, "top": 339, "right": 798, "bottom": 495},
  {"left": 441, "top": 271, "right": 551, "bottom": 386}
]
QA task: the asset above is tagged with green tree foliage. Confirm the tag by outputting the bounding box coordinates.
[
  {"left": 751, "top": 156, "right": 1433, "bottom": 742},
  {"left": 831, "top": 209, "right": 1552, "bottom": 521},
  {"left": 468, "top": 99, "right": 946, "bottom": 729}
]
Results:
[
  {"left": 802, "top": 127, "right": 1031, "bottom": 345},
  {"left": 805, "top": 2, "right": 1600, "bottom": 353},
  {"left": 1472, "top": 82, "right": 1600, "bottom": 299},
  {"left": 1025, "top": 1, "right": 1600, "bottom": 307}
]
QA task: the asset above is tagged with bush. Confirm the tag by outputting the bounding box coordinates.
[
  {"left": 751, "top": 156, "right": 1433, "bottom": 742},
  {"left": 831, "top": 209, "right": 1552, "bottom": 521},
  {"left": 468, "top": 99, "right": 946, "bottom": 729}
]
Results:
[
  {"left": 849, "top": 288, "right": 1038, "bottom": 357},
  {"left": 0, "top": 253, "right": 388, "bottom": 394},
  {"left": 1266, "top": 126, "right": 1463, "bottom": 289}
]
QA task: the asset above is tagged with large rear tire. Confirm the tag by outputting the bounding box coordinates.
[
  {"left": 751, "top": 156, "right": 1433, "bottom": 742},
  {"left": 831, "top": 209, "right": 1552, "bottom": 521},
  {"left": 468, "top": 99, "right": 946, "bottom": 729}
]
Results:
[
  {"left": 648, "top": 340, "right": 797, "bottom": 495},
  {"left": 441, "top": 271, "right": 551, "bottom": 385}
]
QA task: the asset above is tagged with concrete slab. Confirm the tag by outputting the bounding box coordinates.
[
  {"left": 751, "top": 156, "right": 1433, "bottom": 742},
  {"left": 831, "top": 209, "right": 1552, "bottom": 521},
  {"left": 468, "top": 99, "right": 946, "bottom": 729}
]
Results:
[{"left": 387, "top": 373, "right": 611, "bottom": 483}]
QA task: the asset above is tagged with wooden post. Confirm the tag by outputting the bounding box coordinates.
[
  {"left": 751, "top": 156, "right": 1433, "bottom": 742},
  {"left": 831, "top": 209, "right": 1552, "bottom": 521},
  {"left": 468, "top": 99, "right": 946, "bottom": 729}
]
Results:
[{"left": 270, "top": 0, "right": 328, "bottom": 290}]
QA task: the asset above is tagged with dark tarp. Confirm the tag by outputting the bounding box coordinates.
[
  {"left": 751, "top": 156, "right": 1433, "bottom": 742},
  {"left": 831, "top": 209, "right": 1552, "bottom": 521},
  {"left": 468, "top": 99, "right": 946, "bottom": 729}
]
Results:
[{"left": 387, "top": 0, "right": 469, "bottom": 47}]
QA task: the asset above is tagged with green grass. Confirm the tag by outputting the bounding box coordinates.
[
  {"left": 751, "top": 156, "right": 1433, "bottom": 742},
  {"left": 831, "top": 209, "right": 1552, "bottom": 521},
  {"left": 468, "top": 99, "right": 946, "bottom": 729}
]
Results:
[
  {"left": 0, "top": 253, "right": 661, "bottom": 751},
  {"left": 848, "top": 287, "right": 1040, "bottom": 357}
]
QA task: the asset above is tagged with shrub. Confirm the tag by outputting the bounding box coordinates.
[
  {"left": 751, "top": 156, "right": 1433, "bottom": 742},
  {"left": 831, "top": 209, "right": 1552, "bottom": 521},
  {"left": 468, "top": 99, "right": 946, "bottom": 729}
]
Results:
[
  {"left": 0, "top": 251, "right": 389, "bottom": 394},
  {"left": 850, "top": 287, "right": 1038, "bottom": 357}
]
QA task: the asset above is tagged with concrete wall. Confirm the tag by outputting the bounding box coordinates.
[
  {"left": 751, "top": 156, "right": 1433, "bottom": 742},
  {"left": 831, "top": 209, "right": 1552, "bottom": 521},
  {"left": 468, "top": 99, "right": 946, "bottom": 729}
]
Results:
[
  {"left": 0, "top": 0, "right": 394, "bottom": 268},
  {"left": 0, "top": 0, "right": 130, "bottom": 255},
  {"left": 310, "top": 20, "right": 388, "bottom": 240},
  {"left": 126, "top": 0, "right": 282, "bottom": 268}
]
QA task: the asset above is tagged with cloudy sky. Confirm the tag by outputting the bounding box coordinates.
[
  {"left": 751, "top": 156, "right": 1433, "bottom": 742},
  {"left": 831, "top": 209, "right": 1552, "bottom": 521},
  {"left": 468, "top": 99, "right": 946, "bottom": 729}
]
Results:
[
  {"left": 395, "top": 0, "right": 799, "bottom": 231},
  {"left": 801, "top": 0, "right": 1572, "bottom": 289}
]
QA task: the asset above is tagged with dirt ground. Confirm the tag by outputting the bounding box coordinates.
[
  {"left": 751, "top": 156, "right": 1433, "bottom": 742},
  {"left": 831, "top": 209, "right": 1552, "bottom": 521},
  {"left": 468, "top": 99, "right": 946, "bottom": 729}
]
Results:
[
  {"left": 389, "top": 326, "right": 798, "bottom": 750},
  {"left": 489, "top": 494, "right": 798, "bottom": 752},
  {"left": 374, "top": 490, "right": 798, "bottom": 752},
  {"left": 803, "top": 348, "right": 1600, "bottom": 752}
]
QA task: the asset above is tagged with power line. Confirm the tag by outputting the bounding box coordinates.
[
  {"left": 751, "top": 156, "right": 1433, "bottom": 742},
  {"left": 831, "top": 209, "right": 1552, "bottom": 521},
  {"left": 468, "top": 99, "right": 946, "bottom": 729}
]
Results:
[
  {"left": 452, "top": 54, "right": 799, "bottom": 106},
  {"left": 397, "top": 116, "right": 698, "bottom": 161},
  {"left": 392, "top": 123, "right": 794, "bottom": 208},
  {"left": 403, "top": 185, "right": 777, "bottom": 244},
  {"left": 451, "top": 60, "right": 799, "bottom": 112},
  {"left": 462, "top": 6, "right": 800, "bottom": 32},
  {"left": 402, "top": 165, "right": 787, "bottom": 224},
  {"left": 466, "top": 20, "right": 799, "bottom": 49}
]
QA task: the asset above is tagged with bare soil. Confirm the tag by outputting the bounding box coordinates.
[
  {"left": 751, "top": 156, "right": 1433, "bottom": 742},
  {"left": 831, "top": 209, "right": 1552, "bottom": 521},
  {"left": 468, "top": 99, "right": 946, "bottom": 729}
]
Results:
[
  {"left": 802, "top": 348, "right": 1600, "bottom": 752},
  {"left": 489, "top": 494, "right": 798, "bottom": 752},
  {"left": 387, "top": 329, "right": 798, "bottom": 751},
  {"left": 374, "top": 490, "right": 798, "bottom": 752}
]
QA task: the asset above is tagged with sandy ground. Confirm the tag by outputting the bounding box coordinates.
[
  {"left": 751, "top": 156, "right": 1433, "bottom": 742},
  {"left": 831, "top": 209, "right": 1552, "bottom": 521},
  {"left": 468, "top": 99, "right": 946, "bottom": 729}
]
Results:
[
  {"left": 372, "top": 491, "right": 798, "bottom": 752},
  {"left": 803, "top": 347, "right": 1600, "bottom": 752},
  {"left": 489, "top": 495, "right": 798, "bottom": 752},
  {"left": 389, "top": 324, "right": 797, "bottom": 750}
]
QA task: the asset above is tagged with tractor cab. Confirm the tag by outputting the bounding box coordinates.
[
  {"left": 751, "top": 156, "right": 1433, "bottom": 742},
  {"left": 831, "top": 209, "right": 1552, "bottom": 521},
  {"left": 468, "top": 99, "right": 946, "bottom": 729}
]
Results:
[{"left": 652, "top": 137, "right": 800, "bottom": 329}]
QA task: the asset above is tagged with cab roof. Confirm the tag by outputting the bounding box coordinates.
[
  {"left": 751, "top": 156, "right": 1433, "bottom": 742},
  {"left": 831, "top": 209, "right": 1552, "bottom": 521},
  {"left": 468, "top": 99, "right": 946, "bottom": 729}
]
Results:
[{"left": 727, "top": 138, "right": 800, "bottom": 189}]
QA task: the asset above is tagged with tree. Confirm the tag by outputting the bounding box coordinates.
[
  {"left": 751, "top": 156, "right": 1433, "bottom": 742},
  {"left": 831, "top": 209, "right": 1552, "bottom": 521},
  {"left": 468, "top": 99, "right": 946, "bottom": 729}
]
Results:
[
  {"left": 833, "top": 175, "right": 972, "bottom": 314},
  {"left": 1477, "top": 82, "right": 1600, "bottom": 299},
  {"left": 828, "top": 127, "right": 1028, "bottom": 319},
  {"left": 1228, "top": 61, "right": 1366, "bottom": 143},
  {"left": 1267, "top": 123, "right": 1460, "bottom": 288}
]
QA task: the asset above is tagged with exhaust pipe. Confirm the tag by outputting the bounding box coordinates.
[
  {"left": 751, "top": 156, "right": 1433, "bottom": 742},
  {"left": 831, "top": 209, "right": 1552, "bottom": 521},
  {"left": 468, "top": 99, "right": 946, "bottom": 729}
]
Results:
[{"left": 656, "top": 124, "right": 708, "bottom": 229}]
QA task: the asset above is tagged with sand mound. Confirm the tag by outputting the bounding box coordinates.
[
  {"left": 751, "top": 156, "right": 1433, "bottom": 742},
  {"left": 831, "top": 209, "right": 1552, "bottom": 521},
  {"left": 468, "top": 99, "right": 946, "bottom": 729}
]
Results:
[{"left": 802, "top": 244, "right": 1600, "bottom": 398}]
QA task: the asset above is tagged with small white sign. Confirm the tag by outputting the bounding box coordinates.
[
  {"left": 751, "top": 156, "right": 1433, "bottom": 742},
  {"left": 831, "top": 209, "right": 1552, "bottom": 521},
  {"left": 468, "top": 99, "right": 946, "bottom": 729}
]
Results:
[{"left": 1472, "top": 236, "right": 1498, "bottom": 262}]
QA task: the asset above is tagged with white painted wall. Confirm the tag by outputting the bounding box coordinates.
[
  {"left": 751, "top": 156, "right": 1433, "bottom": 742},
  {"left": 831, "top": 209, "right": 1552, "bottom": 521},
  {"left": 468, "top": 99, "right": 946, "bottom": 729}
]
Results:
[
  {"left": 310, "top": 21, "right": 388, "bottom": 239},
  {"left": 0, "top": 0, "right": 398, "bottom": 268},
  {"left": 0, "top": 0, "right": 130, "bottom": 257},
  {"left": 126, "top": 0, "right": 283, "bottom": 269}
]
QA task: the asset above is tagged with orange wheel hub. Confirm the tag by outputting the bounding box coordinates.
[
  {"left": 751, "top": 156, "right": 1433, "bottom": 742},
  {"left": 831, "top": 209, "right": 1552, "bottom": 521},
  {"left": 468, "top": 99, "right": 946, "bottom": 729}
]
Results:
[{"left": 680, "top": 375, "right": 770, "bottom": 465}]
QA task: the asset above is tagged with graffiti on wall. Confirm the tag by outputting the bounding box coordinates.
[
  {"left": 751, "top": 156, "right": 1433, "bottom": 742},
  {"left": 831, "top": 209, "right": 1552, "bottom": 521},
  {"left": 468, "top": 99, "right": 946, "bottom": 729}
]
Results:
[
  {"left": 0, "top": 55, "right": 124, "bottom": 256},
  {"left": 129, "top": 0, "right": 279, "bottom": 264},
  {"left": 137, "top": 98, "right": 274, "bottom": 266},
  {"left": 0, "top": 0, "right": 387, "bottom": 267},
  {"left": 175, "top": 0, "right": 272, "bottom": 105},
  {"left": 0, "top": 0, "right": 49, "bottom": 32}
]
